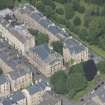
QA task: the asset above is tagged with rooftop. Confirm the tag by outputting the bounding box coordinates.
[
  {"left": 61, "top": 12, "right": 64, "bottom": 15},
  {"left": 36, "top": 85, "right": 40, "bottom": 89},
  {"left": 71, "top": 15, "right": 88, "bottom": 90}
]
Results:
[
  {"left": 38, "top": 93, "right": 61, "bottom": 105},
  {"left": 0, "top": 38, "right": 34, "bottom": 73},
  {"left": 31, "top": 43, "right": 63, "bottom": 64},
  {"left": 0, "top": 75, "right": 9, "bottom": 85},
  {"left": 0, "top": 11, "right": 33, "bottom": 43},
  {"left": 2, "top": 91, "right": 25, "bottom": 105},
  {"left": 27, "top": 81, "right": 47, "bottom": 95},
  {"left": 0, "top": 8, "right": 13, "bottom": 17},
  {"left": 17, "top": 3, "right": 69, "bottom": 39},
  {"left": 8, "top": 68, "right": 31, "bottom": 80},
  {"left": 64, "top": 37, "right": 87, "bottom": 54}
]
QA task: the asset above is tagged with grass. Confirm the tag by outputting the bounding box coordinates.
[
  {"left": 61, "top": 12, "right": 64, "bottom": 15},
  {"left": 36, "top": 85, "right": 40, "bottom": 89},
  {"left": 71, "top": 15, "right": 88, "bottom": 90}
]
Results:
[
  {"left": 89, "top": 45, "right": 105, "bottom": 58},
  {"left": 73, "top": 79, "right": 96, "bottom": 101}
]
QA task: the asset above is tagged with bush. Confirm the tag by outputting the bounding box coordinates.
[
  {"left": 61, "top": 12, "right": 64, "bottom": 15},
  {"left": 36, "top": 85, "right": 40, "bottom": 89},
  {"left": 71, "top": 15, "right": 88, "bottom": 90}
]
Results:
[
  {"left": 52, "top": 41, "right": 63, "bottom": 55},
  {"left": 56, "top": 8, "right": 64, "bottom": 15},
  {"left": 29, "top": 29, "right": 49, "bottom": 45},
  {"left": 97, "top": 61, "right": 105, "bottom": 74},
  {"left": 78, "top": 6, "right": 85, "bottom": 14},
  {"left": 73, "top": 16, "right": 81, "bottom": 26},
  {"left": 43, "top": 6, "right": 55, "bottom": 18},
  {"left": 65, "top": 4, "right": 75, "bottom": 19},
  {"left": 79, "top": 28, "right": 89, "bottom": 41},
  {"left": 50, "top": 71, "right": 68, "bottom": 94},
  {"left": 52, "top": 14, "right": 66, "bottom": 25},
  {"left": 72, "top": 0, "right": 80, "bottom": 11}
]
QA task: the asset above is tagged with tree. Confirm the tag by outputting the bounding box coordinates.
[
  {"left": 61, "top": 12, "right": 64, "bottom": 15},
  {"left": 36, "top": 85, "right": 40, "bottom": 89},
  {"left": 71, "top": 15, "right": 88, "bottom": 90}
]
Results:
[
  {"left": 56, "top": 8, "right": 64, "bottom": 15},
  {"left": 88, "top": 17, "right": 105, "bottom": 44},
  {"left": 65, "top": 4, "right": 75, "bottom": 19},
  {"left": 97, "top": 61, "right": 105, "bottom": 74},
  {"left": 73, "top": 16, "right": 81, "bottom": 26},
  {"left": 29, "top": 29, "right": 49, "bottom": 45},
  {"left": 67, "top": 73, "right": 87, "bottom": 98},
  {"left": 78, "top": 6, "right": 85, "bottom": 14},
  {"left": 72, "top": 0, "right": 80, "bottom": 11},
  {"left": 54, "top": 0, "right": 67, "bottom": 4},
  {"left": 52, "top": 41, "right": 63, "bottom": 55},
  {"left": 50, "top": 71, "right": 68, "bottom": 94},
  {"left": 67, "top": 63, "right": 88, "bottom": 98},
  {"left": 0, "top": 0, "right": 16, "bottom": 9},
  {"left": 79, "top": 28, "right": 89, "bottom": 41}
]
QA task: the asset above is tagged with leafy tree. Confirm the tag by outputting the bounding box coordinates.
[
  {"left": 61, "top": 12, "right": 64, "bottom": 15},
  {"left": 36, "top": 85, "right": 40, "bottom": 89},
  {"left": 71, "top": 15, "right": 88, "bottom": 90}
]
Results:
[
  {"left": 97, "top": 61, "right": 105, "bottom": 74},
  {"left": 73, "top": 16, "right": 81, "bottom": 26},
  {"left": 54, "top": 0, "right": 67, "bottom": 4},
  {"left": 72, "top": 0, "right": 80, "bottom": 11},
  {"left": 50, "top": 71, "right": 68, "bottom": 94},
  {"left": 29, "top": 29, "right": 49, "bottom": 45},
  {"left": 88, "top": 17, "right": 105, "bottom": 44},
  {"left": 52, "top": 41, "right": 63, "bottom": 55},
  {"left": 78, "top": 6, "right": 85, "bottom": 14},
  {"left": 79, "top": 28, "right": 89, "bottom": 41},
  {"left": 43, "top": 6, "right": 55, "bottom": 18},
  {"left": 67, "top": 73, "right": 87, "bottom": 98},
  {"left": 0, "top": 0, "right": 16, "bottom": 9},
  {"left": 56, "top": 8, "right": 64, "bottom": 15},
  {"left": 67, "top": 63, "right": 88, "bottom": 98},
  {"left": 65, "top": 4, "right": 75, "bottom": 19}
]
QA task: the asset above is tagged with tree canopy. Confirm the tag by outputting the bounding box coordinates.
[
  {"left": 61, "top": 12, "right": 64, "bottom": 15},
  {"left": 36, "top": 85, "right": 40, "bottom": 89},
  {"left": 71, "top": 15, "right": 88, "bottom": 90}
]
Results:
[
  {"left": 29, "top": 29, "right": 49, "bottom": 45},
  {"left": 50, "top": 71, "right": 68, "bottom": 94},
  {"left": 52, "top": 41, "right": 63, "bottom": 55}
]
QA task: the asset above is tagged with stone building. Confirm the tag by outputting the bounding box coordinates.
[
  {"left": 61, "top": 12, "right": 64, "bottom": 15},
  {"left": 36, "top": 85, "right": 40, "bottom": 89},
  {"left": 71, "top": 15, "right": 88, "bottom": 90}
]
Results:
[
  {"left": 63, "top": 37, "right": 88, "bottom": 65},
  {"left": 7, "top": 69, "right": 32, "bottom": 92},
  {"left": 0, "top": 9, "right": 35, "bottom": 54},
  {"left": 1, "top": 91, "right": 27, "bottom": 105},
  {"left": 14, "top": 3, "right": 69, "bottom": 43},
  {"left": 0, "top": 75, "right": 10, "bottom": 97},
  {"left": 26, "top": 44, "right": 63, "bottom": 77}
]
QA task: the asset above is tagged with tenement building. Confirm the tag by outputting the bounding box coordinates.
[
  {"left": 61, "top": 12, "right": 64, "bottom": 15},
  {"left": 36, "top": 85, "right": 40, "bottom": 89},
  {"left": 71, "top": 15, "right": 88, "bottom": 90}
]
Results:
[
  {"left": 22, "top": 81, "right": 47, "bottom": 105},
  {"left": 26, "top": 44, "right": 63, "bottom": 77},
  {"left": 1, "top": 91, "right": 27, "bottom": 105},
  {"left": 63, "top": 37, "right": 88, "bottom": 65},
  {"left": 0, "top": 9, "right": 35, "bottom": 54},
  {"left": 0, "top": 75, "right": 10, "bottom": 97},
  {"left": 0, "top": 37, "right": 34, "bottom": 74},
  {"left": 7, "top": 69, "right": 32, "bottom": 92},
  {"left": 14, "top": 3, "right": 69, "bottom": 43}
]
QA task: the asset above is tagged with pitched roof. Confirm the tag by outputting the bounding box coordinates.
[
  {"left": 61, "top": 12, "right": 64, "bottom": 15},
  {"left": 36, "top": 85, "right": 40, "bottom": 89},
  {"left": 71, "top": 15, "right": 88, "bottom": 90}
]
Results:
[
  {"left": 64, "top": 37, "right": 87, "bottom": 54},
  {"left": 31, "top": 44, "right": 62, "bottom": 64},
  {"left": 3, "top": 91, "right": 25, "bottom": 105},
  {"left": 0, "top": 75, "right": 9, "bottom": 85}
]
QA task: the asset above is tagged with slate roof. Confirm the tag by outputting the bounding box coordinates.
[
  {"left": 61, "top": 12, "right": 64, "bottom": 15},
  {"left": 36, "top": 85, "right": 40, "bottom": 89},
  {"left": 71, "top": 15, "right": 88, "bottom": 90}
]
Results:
[
  {"left": 32, "top": 43, "right": 50, "bottom": 60},
  {"left": 64, "top": 37, "right": 87, "bottom": 54},
  {"left": 31, "top": 43, "right": 62, "bottom": 64},
  {"left": 8, "top": 68, "right": 31, "bottom": 80},
  {"left": 0, "top": 12, "right": 32, "bottom": 44},
  {"left": 0, "top": 75, "right": 9, "bottom": 85},
  {"left": 0, "top": 38, "right": 34, "bottom": 73},
  {"left": 18, "top": 3, "right": 69, "bottom": 40},
  {"left": 38, "top": 93, "right": 61, "bottom": 105},
  {"left": 2, "top": 91, "right": 25, "bottom": 105},
  {"left": 27, "top": 81, "right": 47, "bottom": 95},
  {"left": 0, "top": 8, "right": 12, "bottom": 17}
]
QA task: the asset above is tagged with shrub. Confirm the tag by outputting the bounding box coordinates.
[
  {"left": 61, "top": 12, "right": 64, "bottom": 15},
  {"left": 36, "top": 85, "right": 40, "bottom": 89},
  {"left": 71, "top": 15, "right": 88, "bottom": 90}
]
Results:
[
  {"left": 56, "top": 8, "right": 64, "bottom": 15},
  {"left": 73, "top": 16, "right": 81, "bottom": 26}
]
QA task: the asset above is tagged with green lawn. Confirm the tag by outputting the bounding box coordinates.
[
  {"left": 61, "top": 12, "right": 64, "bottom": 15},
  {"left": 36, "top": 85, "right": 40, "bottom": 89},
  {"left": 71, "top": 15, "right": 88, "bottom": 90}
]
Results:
[
  {"left": 73, "top": 79, "right": 96, "bottom": 101},
  {"left": 89, "top": 45, "right": 105, "bottom": 58}
]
